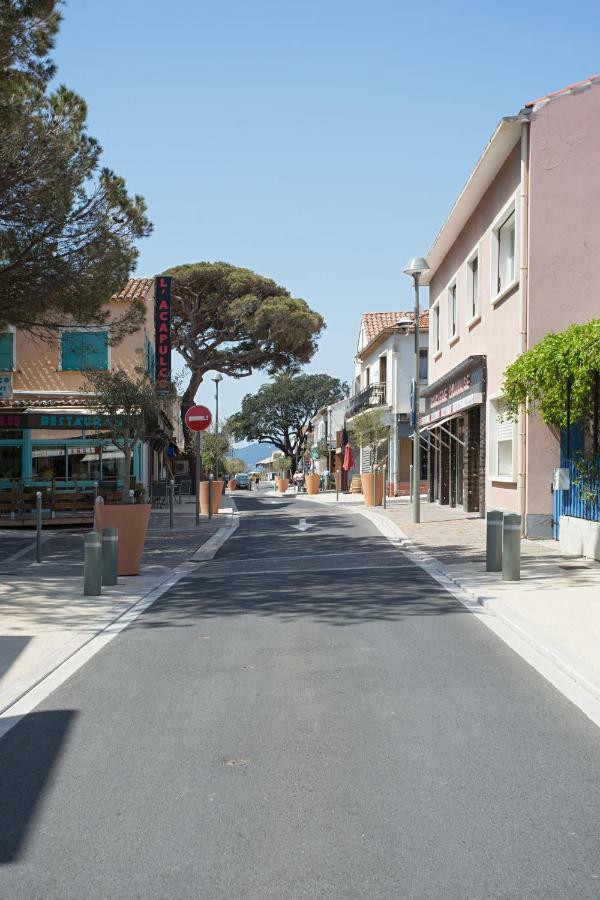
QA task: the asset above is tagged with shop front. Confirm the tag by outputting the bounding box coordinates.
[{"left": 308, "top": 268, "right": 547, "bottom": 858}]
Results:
[
  {"left": 421, "top": 357, "right": 486, "bottom": 514},
  {"left": 0, "top": 409, "right": 143, "bottom": 490}
]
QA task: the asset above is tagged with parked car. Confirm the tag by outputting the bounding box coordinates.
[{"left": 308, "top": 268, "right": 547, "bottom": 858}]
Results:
[{"left": 234, "top": 473, "right": 250, "bottom": 490}]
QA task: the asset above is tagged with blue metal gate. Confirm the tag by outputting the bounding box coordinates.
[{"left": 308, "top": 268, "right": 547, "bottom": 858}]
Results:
[{"left": 553, "top": 425, "right": 600, "bottom": 539}]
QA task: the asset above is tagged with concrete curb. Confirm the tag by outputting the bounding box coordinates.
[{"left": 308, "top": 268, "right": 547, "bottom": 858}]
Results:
[{"left": 301, "top": 493, "right": 600, "bottom": 716}]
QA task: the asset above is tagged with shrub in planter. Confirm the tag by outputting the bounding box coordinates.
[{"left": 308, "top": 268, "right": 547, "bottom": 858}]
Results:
[{"left": 349, "top": 409, "right": 390, "bottom": 508}]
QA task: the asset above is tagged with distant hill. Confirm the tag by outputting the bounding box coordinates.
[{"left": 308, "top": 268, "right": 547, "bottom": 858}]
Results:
[{"left": 235, "top": 442, "right": 278, "bottom": 469}]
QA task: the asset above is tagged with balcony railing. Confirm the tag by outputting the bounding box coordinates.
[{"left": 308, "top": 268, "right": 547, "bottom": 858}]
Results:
[{"left": 347, "top": 382, "right": 387, "bottom": 418}]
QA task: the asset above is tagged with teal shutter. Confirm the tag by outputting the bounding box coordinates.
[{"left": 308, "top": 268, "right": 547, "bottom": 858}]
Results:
[
  {"left": 62, "top": 331, "right": 108, "bottom": 370},
  {"left": 0, "top": 333, "right": 14, "bottom": 371}
]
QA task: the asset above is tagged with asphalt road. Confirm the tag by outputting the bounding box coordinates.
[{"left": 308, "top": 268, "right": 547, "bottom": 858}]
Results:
[{"left": 2, "top": 488, "right": 600, "bottom": 898}]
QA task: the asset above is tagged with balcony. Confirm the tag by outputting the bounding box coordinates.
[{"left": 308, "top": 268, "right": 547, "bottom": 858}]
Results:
[{"left": 347, "top": 382, "right": 387, "bottom": 418}]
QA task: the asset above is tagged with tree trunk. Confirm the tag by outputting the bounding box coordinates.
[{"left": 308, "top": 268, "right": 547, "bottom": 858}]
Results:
[{"left": 180, "top": 372, "right": 203, "bottom": 488}]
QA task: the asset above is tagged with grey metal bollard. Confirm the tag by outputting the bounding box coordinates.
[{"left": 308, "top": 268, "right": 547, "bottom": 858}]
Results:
[
  {"left": 35, "top": 491, "right": 42, "bottom": 563},
  {"left": 84, "top": 531, "right": 103, "bottom": 596},
  {"left": 101, "top": 526, "right": 118, "bottom": 586},
  {"left": 486, "top": 510, "right": 503, "bottom": 572},
  {"left": 383, "top": 465, "right": 387, "bottom": 509},
  {"left": 169, "top": 479, "right": 175, "bottom": 529},
  {"left": 502, "top": 513, "right": 521, "bottom": 581},
  {"left": 409, "top": 464, "right": 413, "bottom": 503},
  {"left": 208, "top": 474, "right": 213, "bottom": 519}
]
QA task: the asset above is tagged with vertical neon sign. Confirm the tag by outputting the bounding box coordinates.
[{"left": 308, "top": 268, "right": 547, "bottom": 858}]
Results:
[{"left": 154, "top": 276, "right": 172, "bottom": 386}]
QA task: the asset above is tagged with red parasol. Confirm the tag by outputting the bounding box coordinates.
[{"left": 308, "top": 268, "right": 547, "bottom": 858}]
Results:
[{"left": 342, "top": 444, "right": 355, "bottom": 471}]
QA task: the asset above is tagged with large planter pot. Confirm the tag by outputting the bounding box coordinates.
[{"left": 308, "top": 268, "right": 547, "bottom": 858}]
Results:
[
  {"left": 199, "top": 479, "right": 224, "bottom": 515},
  {"left": 228, "top": 479, "right": 237, "bottom": 491},
  {"left": 361, "top": 472, "right": 384, "bottom": 507},
  {"left": 305, "top": 473, "right": 321, "bottom": 495},
  {"left": 96, "top": 503, "right": 151, "bottom": 576},
  {"left": 276, "top": 477, "right": 289, "bottom": 494}
]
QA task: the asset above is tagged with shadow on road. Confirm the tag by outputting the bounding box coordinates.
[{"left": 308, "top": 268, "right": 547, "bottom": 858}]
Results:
[{"left": 0, "top": 709, "right": 76, "bottom": 863}]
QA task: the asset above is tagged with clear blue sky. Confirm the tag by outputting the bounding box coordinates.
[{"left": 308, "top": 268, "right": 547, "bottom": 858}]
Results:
[{"left": 53, "top": 0, "right": 600, "bottom": 421}]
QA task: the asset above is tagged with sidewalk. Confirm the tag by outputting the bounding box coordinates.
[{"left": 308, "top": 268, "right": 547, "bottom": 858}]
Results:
[
  {"left": 301, "top": 490, "right": 600, "bottom": 708},
  {"left": 0, "top": 496, "right": 237, "bottom": 718}
]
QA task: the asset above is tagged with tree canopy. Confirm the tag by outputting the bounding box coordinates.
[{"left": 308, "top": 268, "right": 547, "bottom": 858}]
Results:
[
  {"left": 349, "top": 408, "right": 390, "bottom": 463},
  {"left": 502, "top": 320, "right": 600, "bottom": 427},
  {"left": 229, "top": 373, "right": 348, "bottom": 471},
  {"left": 0, "top": 0, "right": 152, "bottom": 335},
  {"left": 162, "top": 261, "right": 325, "bottom": 445}
]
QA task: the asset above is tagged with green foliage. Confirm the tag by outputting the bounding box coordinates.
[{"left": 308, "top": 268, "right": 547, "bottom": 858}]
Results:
[
  {"left": 350, "top": 409, "right": 390, "bottom": 461},
  {"left": 502, "top": 320, "right": 600, "bottom": 426},
  {"left": 0, "top": 1, "right": 152, "bottom": 334},
  {"left": 162, "top": 261, "right": 325, "bottom": 450},
  {"left": 229, "top": 373, "right": 348, "bottom": 471},
  {"left": 222, "top": 457, "right": 246, "bottom": 476},
  {"left": 276, "top": 457, "right": 292, "bottom": 476},
  {"left": 200, "top": 429, "right": 231, "bottom": 476},
  {"left": 84, "top": 369, "right": 160, "bottom": 502}
]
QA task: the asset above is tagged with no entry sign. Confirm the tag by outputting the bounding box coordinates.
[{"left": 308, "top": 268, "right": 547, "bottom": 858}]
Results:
[{"left": 185, "top": 405, "right": 212, "bottom": 432}]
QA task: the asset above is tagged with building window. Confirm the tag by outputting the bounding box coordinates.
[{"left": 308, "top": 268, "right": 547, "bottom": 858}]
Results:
[
  {"left": 0, "top": 332, "right": 14, "bottom": 371},
  {"left": 145, "top": 338, "right": 155, "bottom": 381},
  {"left": 432, "top": 304, "right": 440, "bottom": 352},
  {"left": 492, "top": 206, "right": 516, "bottom": 297},
  {"left": 491, "top": 400, "right": 514, "bottom": 478},
  {"left": 419, "top": 348, "right": 428, "bottom": 381},
  {"left": 61, "top": 330, "right": 108, "bottom": 371},
  {"left": 467, "top": 254, "right": 479, "bottom": 320},
  {"left": 448, "top": 283, "right": 457, "bottom": 340}
]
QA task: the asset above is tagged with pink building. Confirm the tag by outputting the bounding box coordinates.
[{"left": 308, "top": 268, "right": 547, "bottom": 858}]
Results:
[{"left": 420, "top": 76, "right": 600, "bottom": 537}]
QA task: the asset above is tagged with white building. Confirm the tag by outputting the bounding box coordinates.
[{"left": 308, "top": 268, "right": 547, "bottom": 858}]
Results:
[{"left": 347, "top": 311, "right": 429, "bottom": 495}]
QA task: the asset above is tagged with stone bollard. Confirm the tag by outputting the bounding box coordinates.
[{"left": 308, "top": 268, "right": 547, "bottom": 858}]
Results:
[
  {"left": 102, "top": 526, "right": 118, "bottom": 586},
  {"left": 84, "top": 531, "right": 102, "bottom": 596},
  {"left": 502, "top": 513, "right": 521, "bottom": 582},
  {"left": 486, "top": 509, "right": 503, "bottom": 572}
]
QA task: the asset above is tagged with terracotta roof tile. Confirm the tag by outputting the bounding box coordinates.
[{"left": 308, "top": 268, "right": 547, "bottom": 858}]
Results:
[
  {"left": 525, "top": 75, "right": 600, "bottom": 109},
  {"left": 361, "top": 310, "right": 429, "bottom": 343},
  {"left": 111, "top": 278, "right": 154, "bottom": 302}
]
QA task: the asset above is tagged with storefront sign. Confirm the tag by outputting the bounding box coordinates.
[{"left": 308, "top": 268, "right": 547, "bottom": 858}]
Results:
[
  {"left": 0, "top": 412, "right": 123, "bottom": 430},
  {"left": 422, "top": 363, "right": 485, "bottom": 426},
  {"left": 154, "top": 276, "right": 172, "bottom": 386},
  {"left": 0, "top": 375, "right": 13, "bottom": 400}
]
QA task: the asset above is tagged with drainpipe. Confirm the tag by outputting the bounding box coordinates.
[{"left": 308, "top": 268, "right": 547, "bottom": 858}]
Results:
[{"left": 518, "top": 115, "right": 530, "bottom": 535}]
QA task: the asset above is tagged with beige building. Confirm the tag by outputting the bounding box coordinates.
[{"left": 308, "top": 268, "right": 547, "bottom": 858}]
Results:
[
  {"left": 0, "top": 277, "right": 178, "bottom": 493},
  {"left": 421, "top": 76, "right": 600, "bottom": 537}
]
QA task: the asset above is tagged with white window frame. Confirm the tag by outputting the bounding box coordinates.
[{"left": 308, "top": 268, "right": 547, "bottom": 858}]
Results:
[
  {"left": 488, "top": 396, "right": 516, "bottom": 482},
  {"left": 447, "top": 281, "right": 458, "bottom": 343},
  {"left": 466, "top": 245, "right": 480, "bottom": 324},
  {"left": 58, "top": 325, "right": 111, "bottom": 372},
  {"left": 490, "top": 196, "right": 518, "bottom": 305},
  {"left": 431, "top": 301, "right": 440, "bottom": 355}
]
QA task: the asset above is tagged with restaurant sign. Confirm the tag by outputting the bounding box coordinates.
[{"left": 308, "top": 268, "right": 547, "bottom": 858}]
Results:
[
  {"left": 154, "top": 276, "right": 172, "bottom": 387},
  {"left": 0, "top": 412, "right": 124, "bottom": 430}
]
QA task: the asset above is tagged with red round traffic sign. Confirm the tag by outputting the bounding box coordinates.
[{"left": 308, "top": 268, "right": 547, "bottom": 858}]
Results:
[{"left": 185, "top": 404, "right": 212, "bottom": 432}]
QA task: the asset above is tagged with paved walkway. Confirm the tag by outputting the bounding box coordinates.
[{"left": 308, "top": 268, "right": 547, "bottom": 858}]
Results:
[
  {"left": 0, "top": 496, "right": 236, "bottom": 718},
  {"left": 301, "top": 490, "right": 600, "bottom": 711}
]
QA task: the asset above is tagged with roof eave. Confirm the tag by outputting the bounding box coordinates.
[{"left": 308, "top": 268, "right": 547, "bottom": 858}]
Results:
[{"left": 421, "top": 117, "right": 522, "bottom": 287}]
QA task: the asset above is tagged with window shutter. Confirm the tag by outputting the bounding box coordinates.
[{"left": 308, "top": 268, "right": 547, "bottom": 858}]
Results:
[
  {"left": 497, "top": 419, "right": 512, "bottom": 441},
  {"left": 0, "top": 333, "right": 14, "bottom": 371},
  {"left": 62, "top": 331, "right": 108, "bottom": 370}
]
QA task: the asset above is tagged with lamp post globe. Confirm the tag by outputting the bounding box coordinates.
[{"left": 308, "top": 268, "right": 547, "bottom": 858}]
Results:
[{"left": 403, "top": 256, "right": 429, "bottom": 524}]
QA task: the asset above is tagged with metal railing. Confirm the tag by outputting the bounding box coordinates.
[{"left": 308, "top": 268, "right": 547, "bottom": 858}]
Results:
[{"left": 347, "top": 382, "right": 387, "bottom": 417}]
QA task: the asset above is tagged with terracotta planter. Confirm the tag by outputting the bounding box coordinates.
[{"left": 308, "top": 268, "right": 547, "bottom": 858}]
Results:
[
  {"left": 276, "top": 477, "right": 289, "bottom": 494},
  {"left": 228, "top": 479, "right": 237, "bottom": 491},
  {"left": 361, "top": 472, "right": 384, "bottom": 507},
  {"left": 96, "top": 503, "right": 150, "bottom": 576},
  {"left": 199, "top": 479, "right": 224, "bottom": 515},
  {"left": 305, "top": 473, "right": 321, "bottom": 495}
]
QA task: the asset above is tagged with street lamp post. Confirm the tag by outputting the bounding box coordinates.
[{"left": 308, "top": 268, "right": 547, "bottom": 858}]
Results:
[
  {"left": 403, "top": 257, "right": 430, "bottom": 524},
  {"left": 211, "top": 373, "right": 223, "bottom": 479}
]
